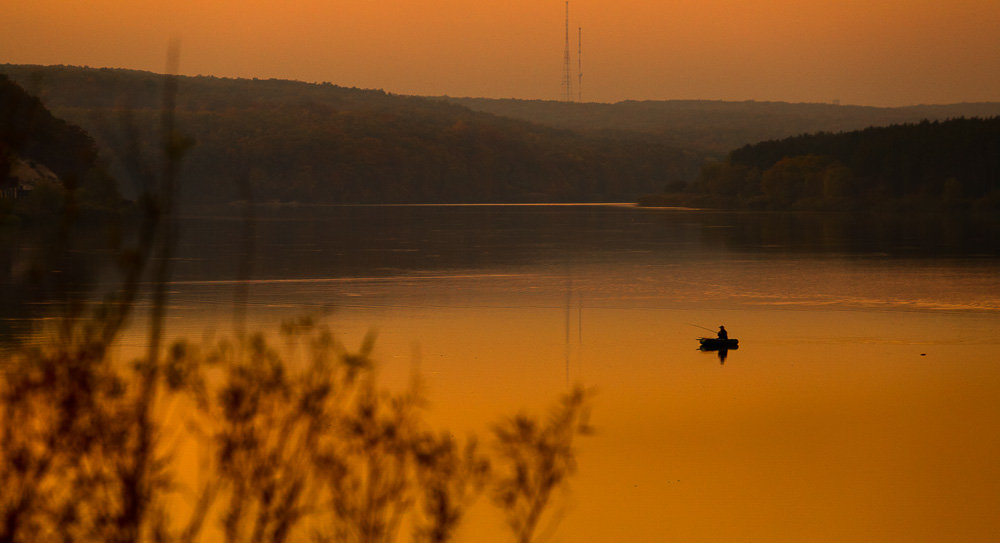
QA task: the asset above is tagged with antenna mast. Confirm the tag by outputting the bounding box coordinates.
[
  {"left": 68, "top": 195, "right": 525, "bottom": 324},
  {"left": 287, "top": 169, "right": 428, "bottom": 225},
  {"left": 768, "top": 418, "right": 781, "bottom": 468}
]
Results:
[
  {"left": 577, "top": 26, "right": 582, "bottom": 102},
  {"left": 562, "top": 1, "right": 573, "bottom": 102}
]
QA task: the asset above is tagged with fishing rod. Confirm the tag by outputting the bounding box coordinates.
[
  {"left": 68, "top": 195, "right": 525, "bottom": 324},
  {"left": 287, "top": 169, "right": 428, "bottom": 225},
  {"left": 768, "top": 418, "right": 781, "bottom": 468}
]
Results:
[{"left": 687, "top": 323, "right": 718, "bottom": 334}]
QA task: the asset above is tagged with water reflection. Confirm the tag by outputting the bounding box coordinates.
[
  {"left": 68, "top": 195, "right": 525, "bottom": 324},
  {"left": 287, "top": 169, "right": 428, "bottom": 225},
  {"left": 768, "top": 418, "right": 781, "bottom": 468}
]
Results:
[
  {"left": 0, "top": 215, "right": 120, "bottom": 347},
  {"left": 692, "top": 209, "right": 1000, "bottom": 257},
  {"left": 5, "top": 206, "right": 1000, "bottom": 336},
  {"left": 4, "top": 205, "right": 1000, "bottom": 542},
  {"left": 163, "top": 205, "right": 1000, "bottom": 285},
  {"left": 699, "top": 343, "right": 737, "bottom": 364}
]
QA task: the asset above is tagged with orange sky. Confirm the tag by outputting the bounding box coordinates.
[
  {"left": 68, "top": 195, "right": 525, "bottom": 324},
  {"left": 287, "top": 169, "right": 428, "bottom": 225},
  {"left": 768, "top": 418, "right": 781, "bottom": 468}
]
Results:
[{"left": 3, "top": 0, "right": 1000, "bottom": 105}]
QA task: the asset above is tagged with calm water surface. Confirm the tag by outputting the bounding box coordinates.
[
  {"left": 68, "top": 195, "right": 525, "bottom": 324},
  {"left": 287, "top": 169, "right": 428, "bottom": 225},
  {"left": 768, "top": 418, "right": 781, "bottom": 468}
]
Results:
[{"left": 12, "top": 205, "right": 1000, "bottom": 541}]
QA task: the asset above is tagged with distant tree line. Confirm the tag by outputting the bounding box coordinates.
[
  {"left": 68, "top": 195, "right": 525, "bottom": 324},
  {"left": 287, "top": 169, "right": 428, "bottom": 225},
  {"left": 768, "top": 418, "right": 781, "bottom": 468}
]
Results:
[
  {"left": 672, "top": 117, "right": 1000, "bottom": 212},
  {"left": 1, "top": 65, "right": 700, "bottom": 206},
  {"left": 10, "top": 64, "right": 998, "bottom": 212}
]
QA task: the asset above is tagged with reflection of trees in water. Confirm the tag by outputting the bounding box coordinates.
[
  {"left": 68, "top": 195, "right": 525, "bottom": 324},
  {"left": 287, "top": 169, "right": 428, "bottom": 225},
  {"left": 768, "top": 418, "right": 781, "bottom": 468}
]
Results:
[
  {"left": 154, "top": 207, "right": 1000, "bottom": 294},
  {"left": 698, "top": 212, "right": 1000, "bottom": 257},
  {"left": 0, "top": 67, "right": 592, "bottom": 543}
]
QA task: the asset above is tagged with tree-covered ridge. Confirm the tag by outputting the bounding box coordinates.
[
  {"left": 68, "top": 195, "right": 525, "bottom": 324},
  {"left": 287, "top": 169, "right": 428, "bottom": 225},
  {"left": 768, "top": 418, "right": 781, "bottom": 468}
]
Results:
[
  {"left": 0, "top": 73, "right": 118, "bottom": 209},
  {"left": 685, "top": 117, "right": 1000, "bottom": 212},
  {"left": 0, "top": 64, "right": 699, "bottom": 205},
  {"left": 443, "top": 97, "right": 1000, "bottom": 154}
]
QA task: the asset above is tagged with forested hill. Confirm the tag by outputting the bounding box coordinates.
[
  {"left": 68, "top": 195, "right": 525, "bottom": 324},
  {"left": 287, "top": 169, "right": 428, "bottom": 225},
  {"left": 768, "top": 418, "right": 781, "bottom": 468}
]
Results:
[
  {"left": 0, "top": 64, "right": 700, "bottom": 205},
  {"left": 442, "top": 97, "right": 1000, "bottom": 154},
  {"left": 681, "top": 117, "right": 1000, "bottom": 212},
  {"left": 0, "top": 74, "right": 118, "bottom": 210}
]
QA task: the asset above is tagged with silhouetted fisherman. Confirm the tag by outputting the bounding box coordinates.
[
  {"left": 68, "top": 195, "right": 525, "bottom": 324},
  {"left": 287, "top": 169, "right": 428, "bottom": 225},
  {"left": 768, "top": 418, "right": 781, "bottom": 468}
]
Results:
[{"left": 717, "top": 325, "right": 728, "bottom": 340}]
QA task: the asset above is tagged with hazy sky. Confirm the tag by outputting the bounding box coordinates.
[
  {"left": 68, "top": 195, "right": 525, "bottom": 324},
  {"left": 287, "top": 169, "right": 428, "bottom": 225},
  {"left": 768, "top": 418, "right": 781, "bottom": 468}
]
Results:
[{"left": 4, "top": 0, "right": 1000, "bottom": 106}]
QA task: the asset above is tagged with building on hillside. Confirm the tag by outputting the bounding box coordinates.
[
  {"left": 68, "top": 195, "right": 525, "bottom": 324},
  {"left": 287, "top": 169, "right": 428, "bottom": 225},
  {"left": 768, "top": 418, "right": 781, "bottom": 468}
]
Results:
[{"left": 1, "top": 157, "right": 58, "bottom": 200}]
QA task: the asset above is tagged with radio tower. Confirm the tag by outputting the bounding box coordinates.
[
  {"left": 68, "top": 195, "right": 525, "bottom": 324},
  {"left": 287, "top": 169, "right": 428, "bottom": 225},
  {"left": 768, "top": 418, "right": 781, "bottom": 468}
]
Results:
[
  {"left": 577, "top": 26, "right": 583, "bottom": 102},
  {"left": 562, "top": 1, "right": 573, "bottom": 102}
]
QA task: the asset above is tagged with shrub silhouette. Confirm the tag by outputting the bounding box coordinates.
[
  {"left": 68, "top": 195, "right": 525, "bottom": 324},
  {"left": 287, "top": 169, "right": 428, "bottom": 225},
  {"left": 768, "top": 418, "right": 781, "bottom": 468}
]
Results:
[{"left": 490, "top": 387, "right": 593, "bottom": 543}]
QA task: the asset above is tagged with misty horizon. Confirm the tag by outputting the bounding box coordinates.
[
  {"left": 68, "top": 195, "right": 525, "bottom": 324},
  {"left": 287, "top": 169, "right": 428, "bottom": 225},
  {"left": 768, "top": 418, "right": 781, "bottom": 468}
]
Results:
[{"left": 9, "top": 61, "right": 1000, "bottom": 110}]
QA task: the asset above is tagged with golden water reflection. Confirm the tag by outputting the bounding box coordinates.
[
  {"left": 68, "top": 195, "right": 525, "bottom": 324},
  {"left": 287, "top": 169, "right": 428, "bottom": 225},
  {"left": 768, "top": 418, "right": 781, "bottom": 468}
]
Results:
[
  {"left": 122, "top": 292, "right": 1000, "bottom": 542},
  {"left": 413, "top": 308, "right": 997, "bottom": 542}
]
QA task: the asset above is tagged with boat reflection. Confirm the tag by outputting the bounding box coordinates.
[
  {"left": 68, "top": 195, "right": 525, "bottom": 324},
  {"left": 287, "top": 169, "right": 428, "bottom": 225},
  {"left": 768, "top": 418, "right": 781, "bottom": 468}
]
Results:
[{"left": 698, "top": 340, "right": 739, "bottom": 364}]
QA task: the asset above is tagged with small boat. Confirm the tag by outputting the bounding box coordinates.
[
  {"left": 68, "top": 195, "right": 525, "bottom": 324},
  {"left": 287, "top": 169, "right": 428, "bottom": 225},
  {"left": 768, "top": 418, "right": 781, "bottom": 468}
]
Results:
[{"left": 698, "top": 337, "right": 739, "bottom": 350}]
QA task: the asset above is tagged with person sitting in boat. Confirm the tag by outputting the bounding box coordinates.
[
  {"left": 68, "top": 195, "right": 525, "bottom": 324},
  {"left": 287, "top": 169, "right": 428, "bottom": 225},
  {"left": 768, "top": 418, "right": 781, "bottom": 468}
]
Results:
[{"left": 717, "top": 325, "right": 728, "bottom": 340}]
